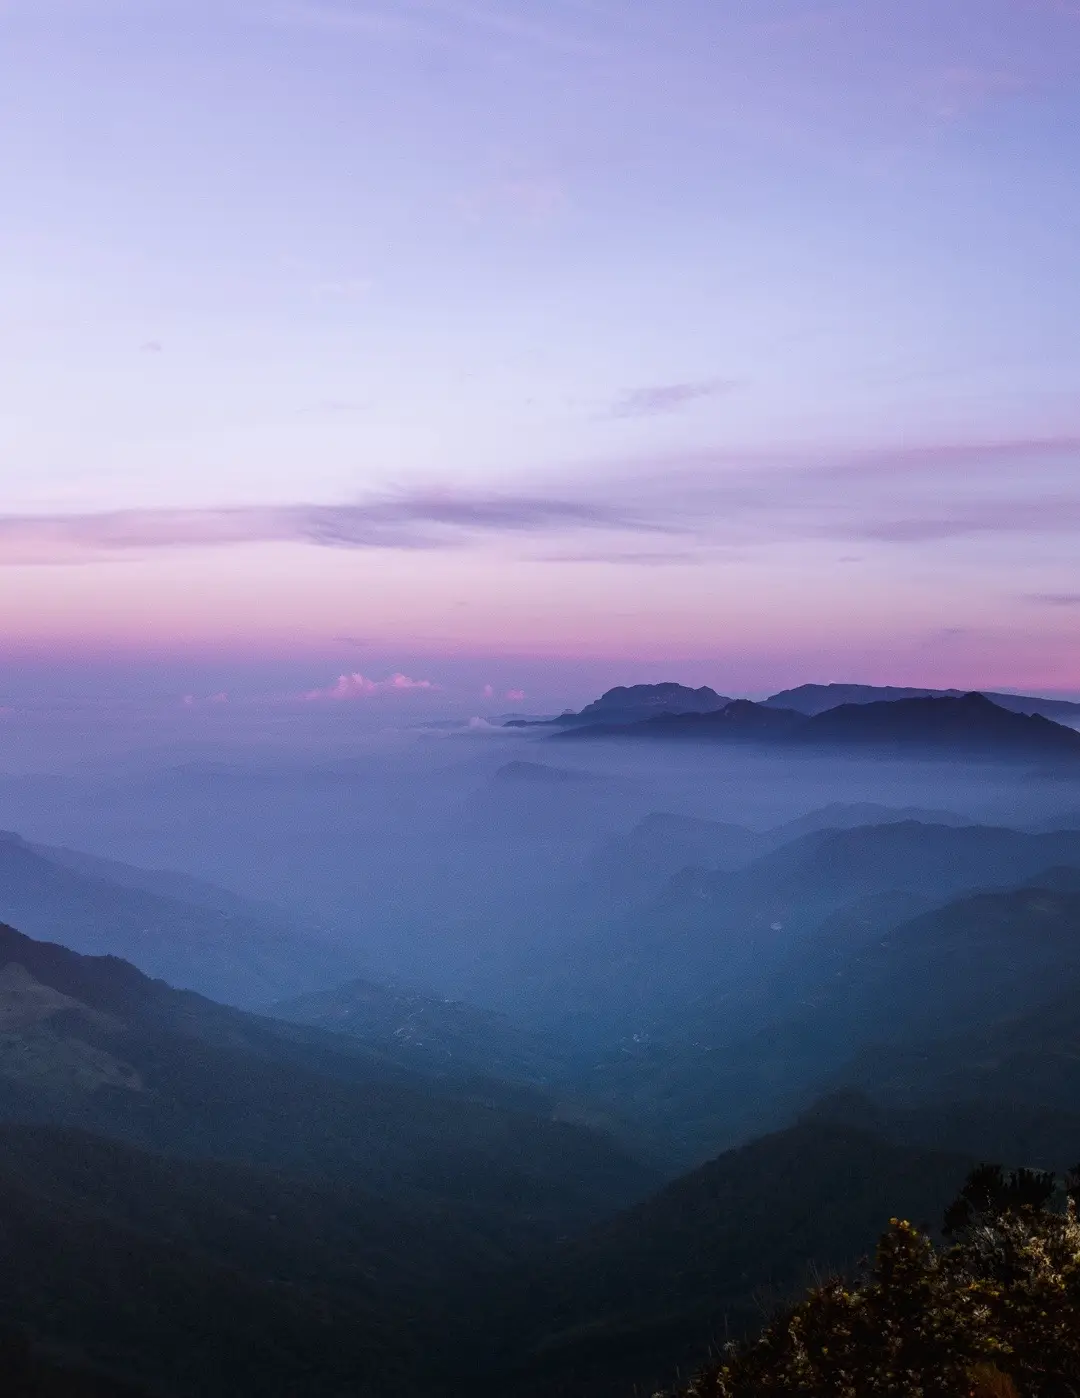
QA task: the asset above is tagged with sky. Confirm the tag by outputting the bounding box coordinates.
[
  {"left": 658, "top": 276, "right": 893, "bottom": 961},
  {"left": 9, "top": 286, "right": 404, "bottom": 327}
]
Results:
[{"left": 2, "top": 0, "right": 1080, "bottom": 715}]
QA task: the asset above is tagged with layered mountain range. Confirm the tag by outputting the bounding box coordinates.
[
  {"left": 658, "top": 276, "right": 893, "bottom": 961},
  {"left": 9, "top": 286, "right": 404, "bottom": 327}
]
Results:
[
  {"left": 510, "top": 680, "right": 1080, "bottom": 730},
  {"left": 3, "top": 675, "right": 1080, "bottom": 1395},
  {"left": 558, "top": 690, "right": 1080, "bottom": 760}
]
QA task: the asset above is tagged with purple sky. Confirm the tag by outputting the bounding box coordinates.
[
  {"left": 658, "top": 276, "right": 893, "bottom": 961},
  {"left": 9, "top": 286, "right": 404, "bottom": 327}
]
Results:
[{"left": 2, "top": 0, "right": 1080, "bottom": 711}]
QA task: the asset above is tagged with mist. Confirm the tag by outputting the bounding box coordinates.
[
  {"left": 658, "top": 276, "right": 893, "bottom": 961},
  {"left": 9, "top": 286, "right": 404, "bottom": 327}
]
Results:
[{"left": 3, "top": 698, "right": 1077, "bottom": 1005}]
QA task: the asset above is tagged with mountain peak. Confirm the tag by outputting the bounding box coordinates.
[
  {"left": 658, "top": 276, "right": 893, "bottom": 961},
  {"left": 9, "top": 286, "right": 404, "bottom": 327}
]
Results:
[{"left": 580, "top": 683, "right": 730, "bottom": 717}]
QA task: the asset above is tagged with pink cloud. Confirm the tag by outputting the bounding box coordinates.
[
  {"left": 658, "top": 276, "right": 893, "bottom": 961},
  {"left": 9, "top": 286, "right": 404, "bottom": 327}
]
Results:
[
  {"left": 482, "top": 683, "right": 495, "bottom": 698},
  {"left": 304, "top": 672, "right": 438, "bottom": 701},
  {"left": 506, "top": 688, "right": 526, "bottom": 702}
]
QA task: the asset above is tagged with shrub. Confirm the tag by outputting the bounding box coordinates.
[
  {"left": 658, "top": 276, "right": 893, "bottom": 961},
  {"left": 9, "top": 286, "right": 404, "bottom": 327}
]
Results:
[{"left": 676, "top": 1166, "right": 1080, "bottom": 1397}]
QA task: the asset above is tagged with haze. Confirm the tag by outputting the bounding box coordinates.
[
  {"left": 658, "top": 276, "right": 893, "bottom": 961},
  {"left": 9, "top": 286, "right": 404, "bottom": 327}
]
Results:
[{"left": 3, "top": 6, "right": 1080, "bottom": 1397}]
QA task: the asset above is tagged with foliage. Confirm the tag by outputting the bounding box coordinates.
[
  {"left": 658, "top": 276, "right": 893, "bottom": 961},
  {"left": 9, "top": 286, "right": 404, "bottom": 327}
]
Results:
[{"left": 679, "top": 1165, "right": 1080, "bottom": 1398}]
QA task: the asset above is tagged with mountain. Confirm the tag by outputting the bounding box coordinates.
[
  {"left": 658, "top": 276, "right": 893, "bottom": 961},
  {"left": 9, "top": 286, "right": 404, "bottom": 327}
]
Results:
[
  {"left": 461, "top": 1121, "right": 972, "bottom": 1398},
  {"left": 559, "top": 698, "right": 803, "bottom": 741},
  {"left": 735, "top": 820, "right": 1080, "bottom": 910},
  {"left": 796, "top": 692, "right": 1080, "bottom": 758},
  {"left": 29, "top": 839, "right": 308, "bottom": 925},
  {"left": 568, "top": 820, "right": 1080, "bottom": 1022},
  {"left": 766, "top": 681, "right": 1080, "bottom": 723},
  {"left": 834, "top": 900, "right": 1080, "bottom": 1150},
  {"left": 0, "top": 1124, "right": 449, "bottom": 1397},
  {"left": 795, "top": 883, "right": 1080, "bottom": 1040},
  {"left": 558, "top": 692, "right": 1080, "bottom": 762},
  {"left": 271, "top": 976, "right": 572, "bottom": 1094},
  {"left": 0, "top": 920, "right": 656, "bottom": 1239},
  {"left": 0, "top": 831, "right": 359, "bottom": 1008},
  {"left": 585, "top": 804, "right": 972, "bottom": 913},
  {"left": 585, "top": 813, "right": 764, "bottom": 908},
  {"left": 505, "top": 683, "right": 731, "bottom": 729},
  {"left": 770, "top": 801, "right": 971, "bottom": 840},
  {"left": 574, "top": 683, "right": 732, "bottom": 722},
  {"left": 547, "top": 825, "right": 1080, "bottom": 1162},
  {"left": 677, "top": 880, "right": 1080, "bottom": 1152}
]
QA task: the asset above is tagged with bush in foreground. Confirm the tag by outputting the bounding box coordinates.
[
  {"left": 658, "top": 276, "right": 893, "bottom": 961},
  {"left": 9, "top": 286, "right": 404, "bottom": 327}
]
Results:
[{"left": 678, "top": 1165, "right": 1080, "bottom": 1398}]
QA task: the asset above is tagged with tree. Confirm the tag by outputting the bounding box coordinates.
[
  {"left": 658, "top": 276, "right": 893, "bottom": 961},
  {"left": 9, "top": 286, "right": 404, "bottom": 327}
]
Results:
[{"left": 676, "top": 1165, "right": 1080, "bottom": 1398}]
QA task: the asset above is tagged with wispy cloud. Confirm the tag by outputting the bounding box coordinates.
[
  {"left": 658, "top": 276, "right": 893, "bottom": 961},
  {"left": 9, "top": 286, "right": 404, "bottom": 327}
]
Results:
[
  {"left": 1027, "top": 592, "right": 1080, "bottom": 606},
  {"left": 0, "top": 491, "right": 670, "bottom": 563},
  {"left": 2, "top": 433, "right": 1079, "bottom": 565},
  {"left": 528, "top": 547, "right": 710, "bottom": 565},
  {"left": 611, "top": 379, "right": 739, "bottom": 419}
]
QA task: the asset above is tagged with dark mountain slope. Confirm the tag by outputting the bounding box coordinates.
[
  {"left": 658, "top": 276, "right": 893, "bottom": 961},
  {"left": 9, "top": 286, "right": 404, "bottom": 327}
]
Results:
[
  {"left": 656, "top": 882, "right": 1080, "bottom": 1155},
  {"left": 507, "top": 683, "right": 732, "bottom": 729},
  {"left": 766, "top": 681, "right": 1080, "bottom": 722},
  {"left": 587, "top": 804, "right": 972, "bottom": 910},
  {"left": 559, "top": 692, "right": 1080, "bottom": 761},
  {"left": 552, "top": 843, "right": 1080, "bottom": 1164},
  {"left": 797, "top": 691, "right": 1080, "bottom": 758},
  {"left": 840, "top": 935, "right": 1080, "bottom": 1135},
  {"left": 0, "top": 1125, "right": 446, "bottom": 1397},
  {"left": 585, "top": 813, "right": 764, "bottom": 909},
  {"left": 796, "top": 883, "right": 1080, "bottom": 1039},
  {"left": 803, "top": 1090, "right": 1080, "bottom": 1179},
  {"left": 770, "top": 800, "right": 971, "bottom": 840},
  {"left": 462, "top": 1122, "right": 972, "bottom": 1398},
  {"left": 738, "top": 820, "right": 1080, "bottom": 908},
  {"left": 574, "top": 683, "right": 731, "bottom": 722},
  {"left": 0, "top": 921, "right": 656, "bottom": 1242},
  {"left": 271, "top": 975, "right": 572, "bottom": 1090},
  {"left": 0, "top": 831, "right": 358, "bottom": 1008},
  {"left": 558, "top": 699, "right": 803, "bottom": 742},
  {"left": 29, "top": 839, "right": 313, "bottom": 926},
  {"left": 563, "top": 821, "right": 1080, "bottom": 1029}
]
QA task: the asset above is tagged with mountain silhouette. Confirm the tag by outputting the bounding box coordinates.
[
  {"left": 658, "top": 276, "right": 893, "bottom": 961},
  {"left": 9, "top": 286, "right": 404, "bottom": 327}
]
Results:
[
  {"left": 460, "top": 1121, "right": 971, "bottom": 1398},
  {"left": 0, "top": 919, "right": 655, "bottom": 1232},
  {"left": 0, "top": 831, "right": 357, "bottom": 1008},
  {"left": 505, "top": 683, "right": 731, "bottom": 728},
  {"left": 559, "top": 692, "right": 1080, "bottom": 761},
  {"left": 766, "top": 681, "right": 1080, "bottom": 722}
]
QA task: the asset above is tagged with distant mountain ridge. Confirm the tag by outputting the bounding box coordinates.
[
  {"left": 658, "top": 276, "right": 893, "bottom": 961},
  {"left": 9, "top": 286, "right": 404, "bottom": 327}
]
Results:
[
  {"left": 560, "top": 692, "right": 1080, "bottom": 761},
  {"left": 765, "top": 682, "right": 1080, "bottom": 721},
  {"left": 547, "top": 819, "right": 1080, "bottom": 1161},
  {"left": 0, "top": 830, "right": 359, "bottom": 1008},
  {"left": 508, "top": 680, "right": 1080, "bottom": 733},
  {"left": 505, "top": 683, "right": 730, "bottom": 729},
  {"left": 587, "top": 802, "right": 973, "bottom": 909},
  {"left": 272, "top": 976, "right": 571, "bottom": 1092},
  {"left": 576, "top": 683, "right": 731, "bottom": 720},
  {"left": 0, "top": 918, "right": 655, "bottom": 1228}
]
